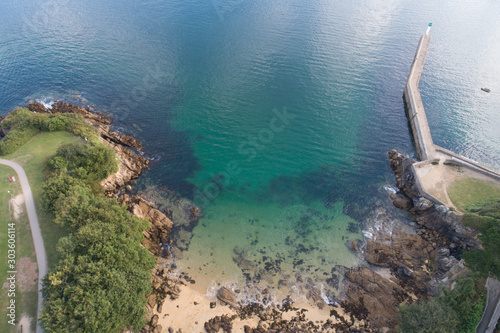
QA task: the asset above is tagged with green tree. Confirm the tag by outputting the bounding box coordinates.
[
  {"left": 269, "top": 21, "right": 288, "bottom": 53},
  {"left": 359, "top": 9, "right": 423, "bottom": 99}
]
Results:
[
  {"left": 83, "top": 144, "right": 118, "bottom": 180},
  {"left": 47, "top": 142, "right": 117, "bottom": 182}
]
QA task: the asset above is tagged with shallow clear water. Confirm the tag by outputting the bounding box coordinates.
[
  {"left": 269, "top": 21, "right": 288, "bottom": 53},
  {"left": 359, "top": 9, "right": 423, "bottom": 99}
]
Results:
[{"left": 1, "top": 0, "right": 499, "bottom": 301}]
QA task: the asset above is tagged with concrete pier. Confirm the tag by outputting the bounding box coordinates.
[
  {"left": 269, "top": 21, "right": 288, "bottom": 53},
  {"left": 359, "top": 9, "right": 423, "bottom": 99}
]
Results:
[
  {"left": 404, "top": 33, "right": 435, "bottom": 161},
  {"left": 403, "top": 29, "right": 500, "bottom": 208}
]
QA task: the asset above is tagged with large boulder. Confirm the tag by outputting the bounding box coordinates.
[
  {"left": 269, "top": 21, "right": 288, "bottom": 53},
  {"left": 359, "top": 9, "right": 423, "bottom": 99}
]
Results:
[
  {"left": 392, "top": 195, "right": 413, "bottom": 210},
  {"left": 204, "top": 315, "right": 234, "bottom": 333},
  {"left": 217, "top": 287, "right": 239, "bottom": 308}
]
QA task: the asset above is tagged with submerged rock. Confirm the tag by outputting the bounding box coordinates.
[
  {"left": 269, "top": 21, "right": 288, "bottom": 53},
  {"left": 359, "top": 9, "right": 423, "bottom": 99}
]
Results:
[
  {"left": 233, "top": 255, "right": 254, "bottom": 273},
  {"left": 306, "top": 287, "right": 326, "bottom": 309},
  {"left": 349, "top": 240, "right": 359, "bottom": 252}
]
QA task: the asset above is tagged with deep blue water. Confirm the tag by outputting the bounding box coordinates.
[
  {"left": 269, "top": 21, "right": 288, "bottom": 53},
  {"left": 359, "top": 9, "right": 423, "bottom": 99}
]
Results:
[{"left": 1, "top": 0, "right": 499, "bottom": 299}]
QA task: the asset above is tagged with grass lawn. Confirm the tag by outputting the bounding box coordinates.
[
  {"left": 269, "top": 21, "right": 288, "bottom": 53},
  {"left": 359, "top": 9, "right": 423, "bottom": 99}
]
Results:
[
  {"left": 0, "top": 166, "right": 21, "bottom": 332},
  {"left": 448, "top": 177, "right": 500, "bottom": 212},
  {"left": 0, "top": 166, "right": 38, "bottom": 332},
  {"left": 2, "top": 131, "right": 81, "bottom": 268}
]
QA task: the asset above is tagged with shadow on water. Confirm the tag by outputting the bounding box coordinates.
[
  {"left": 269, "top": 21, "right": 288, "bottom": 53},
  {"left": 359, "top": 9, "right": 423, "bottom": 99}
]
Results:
[
  {"left": 96, "top": 82, "right": 203, "bottom": 199},
  {"left": 136, "top": 128, "right": 201, "bottom": 199}
]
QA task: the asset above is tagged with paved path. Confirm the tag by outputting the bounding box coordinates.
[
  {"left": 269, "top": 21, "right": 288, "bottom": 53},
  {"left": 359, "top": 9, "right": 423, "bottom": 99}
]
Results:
[
  {"left": 477, "top": 277, "right": 500, "bottom": 333},
  {"left": 0, "top": 159, "right": 46, "bottom": 333}
]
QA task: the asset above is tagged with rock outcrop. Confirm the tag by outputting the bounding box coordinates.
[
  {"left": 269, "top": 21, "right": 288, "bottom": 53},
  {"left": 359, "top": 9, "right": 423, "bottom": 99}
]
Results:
[
  {"left": 118, "top": 194, "right": 173, "bottom": 257},
  {"left": 101, "top": 131, "right": 143, "bottom": 150},
  {"left": 344, "top": 266, "right": 408, "bottom": 329},
  {"left": 100, "top": 142, "right": 148, "bottom": 196}
]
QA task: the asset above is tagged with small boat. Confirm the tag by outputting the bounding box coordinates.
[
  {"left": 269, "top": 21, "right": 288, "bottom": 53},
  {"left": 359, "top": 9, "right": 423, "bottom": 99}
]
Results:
[{"left": 481, "top": 87, "right": 491, "bottom": 93}]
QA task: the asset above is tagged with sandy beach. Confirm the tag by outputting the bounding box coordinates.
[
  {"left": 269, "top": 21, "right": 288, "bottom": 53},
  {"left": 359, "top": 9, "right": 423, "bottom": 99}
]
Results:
[{"left": 154, "top": 280, "right": 356, "bottom": 332}]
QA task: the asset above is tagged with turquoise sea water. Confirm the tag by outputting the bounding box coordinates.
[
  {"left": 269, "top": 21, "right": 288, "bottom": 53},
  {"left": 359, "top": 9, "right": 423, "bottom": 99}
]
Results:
[{"left": 1, "top": 0, "right": 499, "bottom": 302}]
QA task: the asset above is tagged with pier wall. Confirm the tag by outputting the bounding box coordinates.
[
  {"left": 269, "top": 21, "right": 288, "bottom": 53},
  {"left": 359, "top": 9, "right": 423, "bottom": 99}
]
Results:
[{"left": 434, "top": 146, "right": 500, "bottom": 181}]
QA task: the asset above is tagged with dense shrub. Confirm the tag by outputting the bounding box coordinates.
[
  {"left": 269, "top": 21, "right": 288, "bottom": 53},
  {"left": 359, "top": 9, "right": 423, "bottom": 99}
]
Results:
[
  {"left": 439, "top": 276, "right": 486, "bottom": 332},
  {"left": 0, "top": 126, "right": 40, "bottom": 154},
  {"left": 42, "top": 171, "right": 92, "bottom": 211},
  {"left": 398, "top": 299, "right": 459, "bottom": 333},
  {"left": 41, "top": 251, "right": 154, "bottom": 333},
  {"left": 47, "top": 142, "right": 118, "bottom": 182}
]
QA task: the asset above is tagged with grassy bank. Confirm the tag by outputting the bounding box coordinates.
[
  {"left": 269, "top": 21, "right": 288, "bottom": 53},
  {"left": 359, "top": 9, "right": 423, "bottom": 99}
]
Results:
[
  {"left": 448, "top": 177, "right": 500, "bottom": 212},
  {"left": 2, "top": 131, "right": 81, "bottom": 267},
  {"left": 0, "top": 166, "right": 38, "bottom": 332}
]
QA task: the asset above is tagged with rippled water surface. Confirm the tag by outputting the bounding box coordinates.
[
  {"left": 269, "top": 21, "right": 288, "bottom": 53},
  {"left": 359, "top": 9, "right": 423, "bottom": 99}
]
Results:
[{"left": 1, "top": 0, "right": 499, "bottom": 301}]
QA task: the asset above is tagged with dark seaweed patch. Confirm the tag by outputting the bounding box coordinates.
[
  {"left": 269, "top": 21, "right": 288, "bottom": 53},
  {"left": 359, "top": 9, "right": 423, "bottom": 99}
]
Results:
[{"left": 347, "top": 221, "right": 360, "bottom": 233}]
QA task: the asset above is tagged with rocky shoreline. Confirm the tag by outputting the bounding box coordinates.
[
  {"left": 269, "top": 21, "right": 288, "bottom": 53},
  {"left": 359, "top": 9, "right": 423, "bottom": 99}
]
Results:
[
  {"left": 338, "top": 150, "right": 481, "bottom": 331},
  {"left": 20, "top": 102, "right": 481, "bottom": 332}
]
